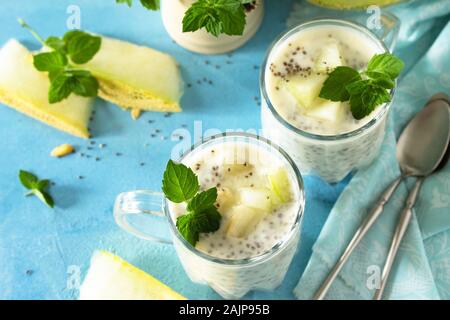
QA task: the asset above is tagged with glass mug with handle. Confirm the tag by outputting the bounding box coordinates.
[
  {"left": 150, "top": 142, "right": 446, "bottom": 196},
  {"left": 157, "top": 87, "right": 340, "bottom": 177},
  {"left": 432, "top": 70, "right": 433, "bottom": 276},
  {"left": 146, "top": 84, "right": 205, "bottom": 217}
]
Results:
[
  {"left": 261, "top": 15, "right": 400, "bottom": 183},
  {"left": 114, "top": 133, "right": 305, "bottom": 299}
]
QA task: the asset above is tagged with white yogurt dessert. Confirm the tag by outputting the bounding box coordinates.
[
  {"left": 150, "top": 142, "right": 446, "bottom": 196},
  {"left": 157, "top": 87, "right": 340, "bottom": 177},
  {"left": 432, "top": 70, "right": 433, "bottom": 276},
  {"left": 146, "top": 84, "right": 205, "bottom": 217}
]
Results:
[
  {"left": 261, "top": 20, "right": 393, "bottom": 182},
  {"left": 168, "top": 134, "right": 304, "bottom": 299}
]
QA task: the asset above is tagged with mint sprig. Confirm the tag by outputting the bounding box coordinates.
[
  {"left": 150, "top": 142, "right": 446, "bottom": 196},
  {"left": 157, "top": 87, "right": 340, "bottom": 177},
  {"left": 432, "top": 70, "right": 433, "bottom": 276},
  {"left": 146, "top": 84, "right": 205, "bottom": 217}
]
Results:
[
  {"left": 319, "top": 53, "right": 404, "bottom": 120},
  {"left": 19, "top": 170, "right": 54, "bottom": 208},
  {"left": 18, "top": 19, "right": 101, "bottom": 104},
  {"left": 116, "top": 0, "right": 160, "bottom": 10},
  {"left": 117, "top": 0, "right": 250, "bottom": 37},
  {"left": 162, "top": 160, "right": 221, "bottom": 246},
  {"left": 182, "top": 0, "right": 247, "bottom": 37}
]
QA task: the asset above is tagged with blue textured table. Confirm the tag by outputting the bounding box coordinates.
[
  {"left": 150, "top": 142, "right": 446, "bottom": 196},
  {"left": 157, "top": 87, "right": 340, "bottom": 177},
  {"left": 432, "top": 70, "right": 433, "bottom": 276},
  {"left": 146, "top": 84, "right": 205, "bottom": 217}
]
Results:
[{"left": 0, "top": 0, "right": 356, "bottom": 300}]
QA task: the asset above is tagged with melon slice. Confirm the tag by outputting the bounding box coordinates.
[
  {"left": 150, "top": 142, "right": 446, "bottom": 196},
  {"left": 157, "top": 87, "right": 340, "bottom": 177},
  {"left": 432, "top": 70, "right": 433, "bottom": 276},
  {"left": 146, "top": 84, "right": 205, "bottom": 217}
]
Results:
[
  {"left": 0, "top": 39, "right": 93, "bottom": 138},
  {"left": 82, "top": 36, "right": 183, "bottom": 112},
  {"left": 267, "top": 167, "right": 292, "bottom": 206},
  {"left": 239, "top": 187, "right": 273, "bottom": 212},
  {"left": 285, "top": 73, "right": 327, "bottom": 109},
  {"left": 226, "top": 205, "right": 266, "bottom": 238},
  {"left": 79, "top": 251, "right": 186, "bottom": 300},
  {"left": 315, "top": 40, "right": 343, "bottom": 73},
  {"left": 306, "top": 98, "right": 344, "bottom": 123}
]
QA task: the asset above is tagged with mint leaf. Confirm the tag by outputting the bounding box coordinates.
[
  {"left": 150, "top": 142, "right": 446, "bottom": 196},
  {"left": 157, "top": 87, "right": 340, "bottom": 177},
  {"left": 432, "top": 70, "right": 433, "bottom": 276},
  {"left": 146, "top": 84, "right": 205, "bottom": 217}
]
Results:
[
  {"left": 19, "top": 19, "right": 101, "bottom": 103},
  {"left": 162, "top": 160, "right": 200, "bottom": 203},
  {"left": 176, "top": 207, "right": 221, "bottom": 246},
  {"left": 116, "top": 0, "right": 160, "bottom": 10},
  {"left": 367, "top": 72, "right": 395, "bottom": 89},
  {"left": 140, "top": 0, "right": 160, "bottom": 10},
  {"left": 367, "top": 53, "right": 404, "bottom": 80},
  {"left": 346, "top": 79, "right": 370, "bottom": 95},
  {"left": 162, "top": 160, "right": 221, "bottom": 246},
  {"left": 48, "top": 73, "right": 73, "bottom": 103},
  {"left": 187, "top": 188, "right": 217, "bottom": 213},
  {"left": 19, "top": 170, "right": 39, "bottom": 189},
  {"left": 19, "top": 170, "right": 54, "bottom": 208},
  {"left": 65, "top": 31, "right": 102, "bottom": 64},
  {"left": 319, "top": 66, "right": 361, "bottom": 102},
  {"left": 48, "top": 70, "right": 98, "bottom": 103},
  {"left": 116, "top": 0, "right": 133, "bottom": 6},
  {"left": 68, "top": 70, "right": 99, "bottom": 97},
  {"left": 33, "top": 51, "right": 68, "bottom": 72},
  {"left": 31, "top": 189, "right": 55, "bottom": 208},
  {"left": 350, "top": 85, "right": 391, "bottom": 120},
  {"left": 193, "top": 206, "right": 221, "bottom": 234},
  {"left": 176, "top": 214, "right": 200, "bottom": 246},
  {"left": 45, "top": 36, "right": 66, "bottom": 53},
  {"left": 182, "top": 0, "right": 246, "bottom": 37},
  {"left": 319, "top": 53, "right": 403, "bottom": 119}
]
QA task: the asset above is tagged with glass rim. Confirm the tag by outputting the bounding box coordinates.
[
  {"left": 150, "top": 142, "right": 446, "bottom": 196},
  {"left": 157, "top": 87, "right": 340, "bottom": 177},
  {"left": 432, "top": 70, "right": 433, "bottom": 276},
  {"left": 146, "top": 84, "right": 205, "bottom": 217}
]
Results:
[
  {"left": 163, "top": 132, "right": 305, "bottom": 266},
  {"left": 260, "top": 18, "right": 396, "bottom": 141}
]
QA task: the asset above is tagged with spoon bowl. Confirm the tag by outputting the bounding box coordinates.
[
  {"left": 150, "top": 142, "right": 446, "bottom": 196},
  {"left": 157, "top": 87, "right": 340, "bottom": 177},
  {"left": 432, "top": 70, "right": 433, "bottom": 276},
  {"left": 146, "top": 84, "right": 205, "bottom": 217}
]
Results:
[{"left": 396, "top": 98, "right": 450, "bottom": 177}]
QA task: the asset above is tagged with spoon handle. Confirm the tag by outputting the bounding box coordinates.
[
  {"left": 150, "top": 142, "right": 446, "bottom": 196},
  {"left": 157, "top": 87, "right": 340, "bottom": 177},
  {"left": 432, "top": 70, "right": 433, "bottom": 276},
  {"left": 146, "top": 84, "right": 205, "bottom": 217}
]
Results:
[
  {"left": 313, "top": 177, "right": 403, "bottom": 300},
  {"left": 373, "top": 178, "right": 424, "bottom": 300}
]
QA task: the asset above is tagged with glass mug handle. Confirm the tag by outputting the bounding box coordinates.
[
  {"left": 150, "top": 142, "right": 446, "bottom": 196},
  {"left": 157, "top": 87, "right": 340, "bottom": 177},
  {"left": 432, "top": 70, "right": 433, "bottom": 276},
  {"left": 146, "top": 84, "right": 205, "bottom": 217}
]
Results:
[
  {"left": 376, "top": 10, "right": 400, "bottom": 52},
  {"left": 114, "top": 190, "right": 172, "bottom": 244}
]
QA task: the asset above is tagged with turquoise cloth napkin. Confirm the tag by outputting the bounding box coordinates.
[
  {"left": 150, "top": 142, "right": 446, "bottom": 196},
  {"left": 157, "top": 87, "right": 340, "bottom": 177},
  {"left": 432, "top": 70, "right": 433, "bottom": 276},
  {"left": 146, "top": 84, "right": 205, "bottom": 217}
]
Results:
[{"left": 293, "top": 1, "right": 450, "bottom": 299}]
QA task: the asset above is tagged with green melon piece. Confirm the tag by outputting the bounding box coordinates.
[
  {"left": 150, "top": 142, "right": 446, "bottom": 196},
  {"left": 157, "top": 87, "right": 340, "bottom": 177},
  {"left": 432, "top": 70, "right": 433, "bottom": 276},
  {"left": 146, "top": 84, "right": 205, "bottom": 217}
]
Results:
[
  {"left": 0, "top": 39, "right": 92, "bottom": 138},
  {"left": 307, "top": 0, "right": 404, "bottom": 9},
  {"left": 285, "top": 73, "right": 327, "bottom": 109},
  {"left": 306, "top": 98, "right": 344, "bottom": 123},
  {"left": 315, "top": 40, "right": 343, "bottom": 73},
  {"left": 82, "top": 36, "right": 183, "bottom": 112}
]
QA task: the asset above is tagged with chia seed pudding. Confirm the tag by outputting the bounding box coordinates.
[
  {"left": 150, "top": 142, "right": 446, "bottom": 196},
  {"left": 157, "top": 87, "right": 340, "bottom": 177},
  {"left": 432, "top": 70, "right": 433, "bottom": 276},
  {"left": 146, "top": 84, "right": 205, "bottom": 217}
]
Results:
[
  {"left": 261, "top": 20, "right": 392, "bottom": 182},
  {"left": 168, "top": 137, "right": 304, "bottom": 299}
]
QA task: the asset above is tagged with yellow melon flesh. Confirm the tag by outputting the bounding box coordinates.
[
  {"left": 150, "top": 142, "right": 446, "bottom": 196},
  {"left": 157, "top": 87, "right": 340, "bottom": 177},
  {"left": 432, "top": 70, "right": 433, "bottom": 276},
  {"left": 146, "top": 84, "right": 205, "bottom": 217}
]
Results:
[
  {"left": 0, "top": 39, "right": 93, "bottom": 139},
  {"left": 79, "top": 251, "right": 186, "bottom": 300},
  {"left": 82, "top": 37, "right": 183, "bottom": 112}
]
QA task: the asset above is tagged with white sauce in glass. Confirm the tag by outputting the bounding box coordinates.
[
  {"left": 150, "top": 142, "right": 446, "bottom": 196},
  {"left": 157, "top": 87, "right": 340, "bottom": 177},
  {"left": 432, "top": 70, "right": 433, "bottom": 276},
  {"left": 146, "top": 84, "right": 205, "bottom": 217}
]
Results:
[
  {"left": 169, "top": 142, "right": 299, "bottom": 260},
  {"left": 265, "top": 25, "right": 386, "bottom": 135}
]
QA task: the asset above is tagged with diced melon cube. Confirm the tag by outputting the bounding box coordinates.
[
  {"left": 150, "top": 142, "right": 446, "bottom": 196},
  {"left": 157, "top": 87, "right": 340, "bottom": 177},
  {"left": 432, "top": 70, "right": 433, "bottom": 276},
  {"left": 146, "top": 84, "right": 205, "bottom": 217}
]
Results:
[
  {"left": 0, "top": 39, "right": 93, "bottom": 138},
  {"left": 306, "top": 98, "right": 344, "bottom": 123},
  {"left": 79, "top": 251, "right": 186, "bottom": 300},
  {"left": 226, "top": 205, "right": 266, "bottom": 238},
  {"left": 216, "top": 187, "right": 235, "bottom": 212},
  {"left": 239, "top": 188, "right": 273, "bottom": 211},
  {"left": 82, "top": 36, "right": 183, "bottom": 112},
  {"left": 267, "top": 168, "right": 292, "bottom": 206},
  {"left": 315, "top": 40, "right": 343, "bottom": 73},
  {"left": 285, "top": 73, "right": 327, "bottom": 109}
]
